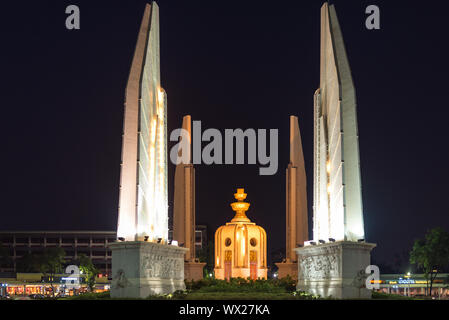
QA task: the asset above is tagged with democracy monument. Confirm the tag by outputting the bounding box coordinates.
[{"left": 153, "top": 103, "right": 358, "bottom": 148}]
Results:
[
  {"left": 110, "top": 1, "right": 375, "bottom": 299},
  {"left": 294, "top": 3, "right": 375, "bottom": 299},
  {"left": 110, "top": 2, "right": 187, "bottom": 298}
]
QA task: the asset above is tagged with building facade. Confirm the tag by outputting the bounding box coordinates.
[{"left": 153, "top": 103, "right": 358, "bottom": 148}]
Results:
[
  {"left": 0, "top": 228, "right": 207, "bottom": 275},
  {"left": 0, "top": 231, "right": 115, "bottom": 275},
  {"left": 168, "top": 224, "right": 207, "bottom": 253},
  {"left": 374, "top": 273, "right": 449, "bottom": 298}
]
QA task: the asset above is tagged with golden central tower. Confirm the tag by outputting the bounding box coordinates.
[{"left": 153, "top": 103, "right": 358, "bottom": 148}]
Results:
[{"left": 214, "top": 189, "right": 267, "bottom": 280}]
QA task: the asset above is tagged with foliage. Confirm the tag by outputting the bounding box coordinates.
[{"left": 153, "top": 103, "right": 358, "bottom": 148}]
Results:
[
  {"left": 185, "top": 276, "right": 297, "bottom": 294},
  {"left": 16, "top": 252, "right": 41, "bottom": 273},
  {"left": 39, "top": 247, "right": 66, "bottom": 275},
  {"left": 61, "top": 291, "right": 110, "bottom": 300},
  {"left": 196, "top": 240, "right": 215, "bottom": 276},
  {"left": 291, "top": 290, "right": 321, "bottom": 300},
  {"left": 77, "top": 254, "right": 99, "bottom": 292},
  {"left": 61, "top": 289, "right": 319, "bottom": 300},
  {"left": 410, "top": 227, "right": 449, "bottom": 296},
  {"left": 371, "top": 291, "right": 414, "bottom": 300},
  {"left": 0, "top": 242, "right": 12, "bottom": 270},
  {"left": 147, "top": 290, "right": 188, "bottom": 300},
  {"left": 39, "top": 247, "right": 66, "bottom": 297},
  {"left": 148, "top": 290, "right": 319, "bottom": 300},
  {"left": 179, "top": 291, "right": 317, "bottom": 300}
]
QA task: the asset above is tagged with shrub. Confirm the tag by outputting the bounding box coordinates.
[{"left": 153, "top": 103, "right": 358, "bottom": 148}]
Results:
[
  {"left": 61, "top": 291, "right": 110, "bottom": 300},
  {"left": 184, "top": 277, "right": 297, "bottom": 294}
]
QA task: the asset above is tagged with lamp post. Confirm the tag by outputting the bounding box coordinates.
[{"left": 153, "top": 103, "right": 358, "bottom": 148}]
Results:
[{"left": 405, "top": 272, "right": 411, "bottom": 297}]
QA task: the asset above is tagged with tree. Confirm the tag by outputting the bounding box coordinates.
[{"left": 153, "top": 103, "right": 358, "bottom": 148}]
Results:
[
  {"left": 410, "top": 227, "right": 449, "bottom": 297},
  {"left": 77, "top": 254, "right": 98, "bottom": 292},
  {"left": 196, "top": 240, "right": 214, "bottom": 277},
  {"left": 16, "top": 252, "right": 41, "bottom": 273},
  {"left": 39, "top": 248, "right": 66, "bottom": 297},
  {"left": 0, "top": 242, "right": 12, "bottom": 272}
]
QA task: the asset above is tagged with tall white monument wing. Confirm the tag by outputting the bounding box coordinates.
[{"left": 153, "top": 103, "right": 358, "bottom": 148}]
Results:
[
  {"left": 118, "top": 2, "right": 168, "bottom": 241},
  {"left": 313, "top": 3, "right": 364, "bottom": 242}
]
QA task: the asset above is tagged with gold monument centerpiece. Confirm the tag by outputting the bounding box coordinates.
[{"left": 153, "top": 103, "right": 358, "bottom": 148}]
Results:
[{"left": 214, "top": 189, "right": 267, "bottom": 280}]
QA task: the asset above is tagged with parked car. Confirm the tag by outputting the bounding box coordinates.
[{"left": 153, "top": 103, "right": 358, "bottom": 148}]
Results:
[{"left": 29, "top": 294, "right": 45, "bottom": 299}]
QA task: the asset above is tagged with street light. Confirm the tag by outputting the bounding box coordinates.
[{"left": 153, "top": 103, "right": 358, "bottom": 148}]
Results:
[{"left": 405, "top": 272, "right": 412, "bottom": 296}]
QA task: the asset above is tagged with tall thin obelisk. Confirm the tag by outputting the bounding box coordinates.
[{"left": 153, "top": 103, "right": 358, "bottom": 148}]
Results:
[
  {"left": 286, "top": 116, "right": 308, "bottom": 254},
  {"left": 276, "top": 116, "right": 308, "bottom": 279},
  {"left": 111, "top": 2, "right": 188, "bottom": 299},
  {"left": 295, "top": 2, "right": 375, "bottom": 299},
  {"left": 173, "top": 115, "right": 195, "bottom": 260},
  {"left": 117, "top": 2, "right": 168, "bottom": 242},
  {"left": 173, "top": 115, "right": 205, "bottom": 280}
]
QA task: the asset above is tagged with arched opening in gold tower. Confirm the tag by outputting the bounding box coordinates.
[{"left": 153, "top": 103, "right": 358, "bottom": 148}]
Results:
[{"left": 214, "top": 189, "right": 267, "bottom": 280}]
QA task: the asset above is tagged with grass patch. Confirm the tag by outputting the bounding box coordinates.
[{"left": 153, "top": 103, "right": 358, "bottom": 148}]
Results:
[
  {"left": 371, "top": 291, "right": 415, "bottom": 300},
  {"left": 60, "top": 291, "right": 111, "bottom": 300},
  {"left": 185, "top": 277, "right": 296, "bottom": 293},
  {"left": 60, "top": 289, "right": 424, "bottom": 300},
  {"left": 148, "top": 277, "right": 320, "bottom": 300},
  {"left": 182, "top": 292, "right": 311, "bottom": 300},
  {"left": 58, "top": 278, "right": 323, "bottom": 300}
]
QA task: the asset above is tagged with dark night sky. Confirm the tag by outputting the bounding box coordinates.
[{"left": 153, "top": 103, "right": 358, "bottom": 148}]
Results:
[{"left": 1, "top": 0, "right": 449, "bottom": 269}]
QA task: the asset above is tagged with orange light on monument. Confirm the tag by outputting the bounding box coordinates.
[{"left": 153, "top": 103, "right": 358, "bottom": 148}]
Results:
[{"left": 214, "top": 188, "right": 267, "bottom": 280}]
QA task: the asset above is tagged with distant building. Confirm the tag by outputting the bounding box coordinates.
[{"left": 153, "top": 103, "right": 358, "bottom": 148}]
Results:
[
  {"left": 0, "top": 272, "right": 111, "bottom": 296},
  {"left": 0, "top": 231, "right": 116, "bottom": 276},
  {"left": 168, "top": 224, "right": 207, "bottom": 252},
  {"left": 0, "top": 227, "right": 208, "bottom": 275},
  {"left": 374, "top": 273, "right": 449, "bottom": 298}
]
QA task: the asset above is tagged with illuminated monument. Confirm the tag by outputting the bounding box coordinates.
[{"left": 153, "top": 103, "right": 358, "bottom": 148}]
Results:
[
  {"left": 214, "top": 189, "right": 267, "bottom": 280},
  {"left": 110, "top": 2, "right": 187, "bottom": 298},
  {"left": 173, "top": 115, "right": 205, "bottom": 280},
  {"left": 276, "top": 116, "right": 308, "bottom": 279},
  {"left": 117, "top": 1, "right": 168, "bottom": 242},
  {"left": 294, "top": 3, "right": 375, "bottom": 299}
]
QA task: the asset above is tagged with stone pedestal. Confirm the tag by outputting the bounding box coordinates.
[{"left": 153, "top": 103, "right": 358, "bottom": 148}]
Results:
[
  {"left": 294, "top": 241, "right": 376, "bottom": 299},
  {"left": 275, "top": 261, "right": 298, "bottom": 280},
  {"left": 110, "top": 241, "right": 188, "bottom": 298},
  {"left": 184, "top": 261, "right": 206, "bottom": 281}
]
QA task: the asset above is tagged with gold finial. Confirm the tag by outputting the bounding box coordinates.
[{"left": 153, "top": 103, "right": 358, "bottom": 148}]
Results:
[
  {"left": 230, "top": 188, "right": 251, "bottom": 222},
  {"left": 234, "top": 188, "right": 247, "bottom": 201}
]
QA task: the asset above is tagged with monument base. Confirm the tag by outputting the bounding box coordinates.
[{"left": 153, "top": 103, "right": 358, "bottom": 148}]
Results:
[
  {"left": 294, "top": 241, "right": 376, "bottom": 299},
  {"left": 184, "top": 261, "right": 206, "bottom": 281},
  {"left": 214, "top": 267, "right": 268, "bottom": 280},
  {"left": 275, "top": 261, "right": 298, "bottom": 280},
  {"left": 110, "top": 241, "right": 188, "bottom": 299}
]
